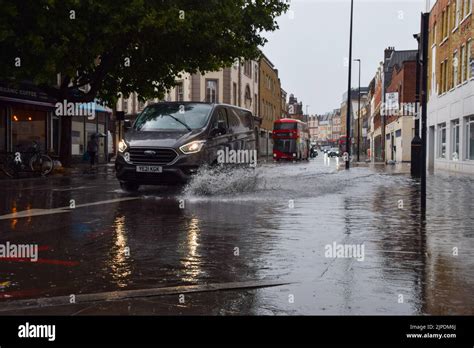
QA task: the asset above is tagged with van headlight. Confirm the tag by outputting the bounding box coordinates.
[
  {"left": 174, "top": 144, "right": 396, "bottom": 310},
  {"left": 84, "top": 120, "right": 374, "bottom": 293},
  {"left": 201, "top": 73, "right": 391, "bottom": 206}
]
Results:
[
  {"left": 180, "top": 140, "right": 206, "bottom": 154},
  {"left": 118, "top": 139, "right": 128, "bottom": 153}
]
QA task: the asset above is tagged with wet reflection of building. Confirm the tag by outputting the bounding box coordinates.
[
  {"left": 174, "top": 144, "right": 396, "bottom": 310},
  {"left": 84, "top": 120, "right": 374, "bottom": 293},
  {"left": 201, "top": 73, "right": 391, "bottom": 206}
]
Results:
[{"left": 422, "top": 174, "right": 474, "bottom": 315}]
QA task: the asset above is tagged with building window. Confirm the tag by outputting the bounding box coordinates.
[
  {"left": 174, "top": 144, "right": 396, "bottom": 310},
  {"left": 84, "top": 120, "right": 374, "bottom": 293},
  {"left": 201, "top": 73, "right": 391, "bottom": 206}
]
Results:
[
  {"left": 463, "top": 0, "right": 472, "bottom": 18},
  {"left": 0, "top": 107, "right": 6, "bottom": 151},
  {"left": 122, "top": 97, "right": 128, "bottom": 114},
  {"left": 244, "top": 85, "right": 252, "bottom": 110},
  {"left": 254, "top": 93, "right": 258, "bottom": 116},
  {"left": 175, "top": 82, "right": 184, "bottom": 102},
  {"left": 441, "top": 9, "right": 447, "bottom": 40},
  {"left": 456, "top": 0, "right": 462, "bottom": 26},
  {"left": 468, "top": 39, "right": 472, "bottom": 79},
  {"left": 254, "top": 64, "right": 258, "bottom": 82},
  {"left": 243, "top": 61, "right": 252, "bottom": 77},
  {"left": 232, "top": 82, "right": 237, "bottom": 106},
  {"left": 452, "top": 0, "right": 457, "bottom": 30},
  {"left": 205, "top": 79, "right": 218, "bottom": 103},
  {"left": 11, "top": 108, "right": 47, "bottom": 152},
  {"left": 453, "top": 51, "right": 459, "bottom": 87},
  {"left": 461, "top": 44, "right": 467, "bottom": 82},
  {"left": 438, "top": 123, "right": 447, "bottom": 158},
  {"left": 451, "top": 120, "right": 460, "bottom": 160},
  {"left": 466, "top": 116, "right": 474, "bottom": 160}
]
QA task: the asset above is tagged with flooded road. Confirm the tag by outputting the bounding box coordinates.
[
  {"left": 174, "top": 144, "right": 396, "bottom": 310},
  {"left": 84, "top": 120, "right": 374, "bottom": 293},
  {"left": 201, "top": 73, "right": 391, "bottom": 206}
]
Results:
[{"left": 0, "top": 157, "right": 473, "bottom": 315}]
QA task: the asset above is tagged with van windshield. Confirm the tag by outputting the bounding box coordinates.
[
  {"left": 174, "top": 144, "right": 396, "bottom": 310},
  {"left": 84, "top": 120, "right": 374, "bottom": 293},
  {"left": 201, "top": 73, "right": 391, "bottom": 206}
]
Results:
[{"left": 134, "top": 103, "right": 212, "bottom": 131}]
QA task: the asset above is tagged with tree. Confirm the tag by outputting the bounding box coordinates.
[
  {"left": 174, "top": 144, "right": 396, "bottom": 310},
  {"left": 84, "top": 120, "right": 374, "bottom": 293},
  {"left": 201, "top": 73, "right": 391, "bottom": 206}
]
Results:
[
  {"left": 0, "top": 0, "right": 287, "bottom": 165},
  {"left": 0, "top": 0, "right": 288, "bottom": 104}
]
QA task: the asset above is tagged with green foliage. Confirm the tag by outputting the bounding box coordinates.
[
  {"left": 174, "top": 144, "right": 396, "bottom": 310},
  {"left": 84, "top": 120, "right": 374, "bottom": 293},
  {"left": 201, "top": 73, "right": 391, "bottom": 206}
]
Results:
[{"left": 0, "top": 0, "right": 288, "bottom": 104}]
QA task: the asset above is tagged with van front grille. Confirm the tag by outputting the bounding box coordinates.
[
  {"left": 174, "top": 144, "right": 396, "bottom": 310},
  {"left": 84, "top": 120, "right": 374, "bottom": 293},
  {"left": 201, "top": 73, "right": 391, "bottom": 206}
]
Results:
[{"left": 129, "top": 147, "right": 178, "bottom": 164}]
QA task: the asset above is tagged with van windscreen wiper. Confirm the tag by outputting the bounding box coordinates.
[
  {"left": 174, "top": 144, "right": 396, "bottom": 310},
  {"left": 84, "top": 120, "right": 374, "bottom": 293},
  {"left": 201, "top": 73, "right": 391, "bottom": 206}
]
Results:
[{"left": 163, "top": 114, "right": 192, "bottom": 132}]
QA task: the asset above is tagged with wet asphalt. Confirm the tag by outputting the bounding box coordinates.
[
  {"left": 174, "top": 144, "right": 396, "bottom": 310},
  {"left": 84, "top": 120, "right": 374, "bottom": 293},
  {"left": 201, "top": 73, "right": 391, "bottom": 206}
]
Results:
[{"left": 0, "top": 157, "right": 473, "bottom": 315}]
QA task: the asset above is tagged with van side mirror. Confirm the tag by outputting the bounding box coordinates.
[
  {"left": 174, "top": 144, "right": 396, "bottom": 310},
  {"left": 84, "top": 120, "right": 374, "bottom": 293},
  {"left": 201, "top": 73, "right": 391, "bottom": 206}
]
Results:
[{"left": 124, "top": 119, "right": 132, "bottom": 130}]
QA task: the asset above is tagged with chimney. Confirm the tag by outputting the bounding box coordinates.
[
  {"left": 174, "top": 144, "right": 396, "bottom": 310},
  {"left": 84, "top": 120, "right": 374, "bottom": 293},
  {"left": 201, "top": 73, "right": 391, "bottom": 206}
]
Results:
[{"left": 384, "top": 46, "right": 395, "bottom": 60}]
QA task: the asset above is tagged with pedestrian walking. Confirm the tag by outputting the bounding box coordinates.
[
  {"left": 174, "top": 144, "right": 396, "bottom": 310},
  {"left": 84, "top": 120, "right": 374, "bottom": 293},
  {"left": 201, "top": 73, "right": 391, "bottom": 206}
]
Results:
[{"left": 86, "top": 133, "right": 99, "bottom": 170}]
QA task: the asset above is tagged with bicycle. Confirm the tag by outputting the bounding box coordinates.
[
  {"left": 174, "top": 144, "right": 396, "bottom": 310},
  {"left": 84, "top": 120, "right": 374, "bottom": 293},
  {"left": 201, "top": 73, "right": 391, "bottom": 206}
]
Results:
[{"left": 0, "top": 141, "right": 54, "bottom": 177}]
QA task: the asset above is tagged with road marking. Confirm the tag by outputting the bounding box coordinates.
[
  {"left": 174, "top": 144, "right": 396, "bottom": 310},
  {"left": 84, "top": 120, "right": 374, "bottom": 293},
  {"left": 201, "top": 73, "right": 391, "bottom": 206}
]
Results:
[
  {"left": 0, "top": 280, "right": 294, "bottom": 312},
  {"left": 0, "top": 197, "right": 140, "bottom": 220},
  {"left": 51, "top": 186, "right": 97, "bottom": 192},
  {"left": 0, "top": 208, "right": 71, "bottom": 220}
]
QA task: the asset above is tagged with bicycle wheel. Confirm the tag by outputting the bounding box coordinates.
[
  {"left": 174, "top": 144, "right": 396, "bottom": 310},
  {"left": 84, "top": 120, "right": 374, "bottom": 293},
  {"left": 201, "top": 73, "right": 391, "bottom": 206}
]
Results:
[{"left": 30, "top": 154, "right": 53, "bottom": 176}]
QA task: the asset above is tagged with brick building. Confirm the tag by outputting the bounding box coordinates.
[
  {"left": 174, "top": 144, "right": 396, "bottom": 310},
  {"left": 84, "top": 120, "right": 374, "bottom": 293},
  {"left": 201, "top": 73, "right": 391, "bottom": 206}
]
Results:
[
  {"left": 384, "top": 57, "right": 417, "bottom": 163},
  {"left": 427, "top": 0, "right": 473, "bottom": 173}
]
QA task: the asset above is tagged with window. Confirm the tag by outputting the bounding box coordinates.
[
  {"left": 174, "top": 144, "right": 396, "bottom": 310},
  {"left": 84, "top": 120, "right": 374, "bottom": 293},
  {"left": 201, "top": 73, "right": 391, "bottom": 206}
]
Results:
[
  {"left": 468, "top": 40, "right": 472, "bottom": 79},
  {"left": 244, "top": 85, "right": 252, "bottom": 110},
  {"left": 453, "top": 51, "right": 459, "bottom": 87},
  {"left": 243, "top": 61, "right": 252, "bottom": 77},
  {"left": 205, "top": 79, "right": 218, "bottom": 103},
  {"left": 254, "top": 93, "right": 258, "bottom": 116},
  {"left": 175, "top": 82, "right": 184, "bottom": 102},
  {"left": 463, "top": 0, "right": 471, "bottom": 17},
  {"left": 438, "top": 123, "right": 447, "bottom": 158},
  {"left": 254, "top": 64, "right": 258, "bottom": 82},
  {"left": 441, "top": 9, "right": 447, "bottom": 40},
  {"left": 456, "top": 0, "right": 462, "bottom": 25},
  {"left": 122, "top": 97, "right": 128, "bottom": 113},
  {"left": 451, "top": 120, "right": 460, "bottom": 160},
  {"left": 440, "top": 60, "right": 449, "bottom": 93},
  {"left": 466, "top": 116, "right": 474, "bottom": 160},
  {"left": 11, "top": 108, "right": 47, "bottom": 152},
  {"left": 232, "top": 83, "right": 237, "bottom": 106},
  {"left": 213, "top": 108, "right": 228, "bottom": 130},
  {"left": 0, "top": 107, "right": 6, "bottom": 151},
  {"left": 461, "top": 45, "right": 467, "bottom": 82},
  {"left": 451, "top": 1, "right": 458, "bottom": 30}
]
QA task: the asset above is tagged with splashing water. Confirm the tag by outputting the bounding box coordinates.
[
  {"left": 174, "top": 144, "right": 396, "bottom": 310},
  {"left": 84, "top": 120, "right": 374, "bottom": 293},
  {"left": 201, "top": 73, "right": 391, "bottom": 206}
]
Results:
[{"left": 183, "top": 165, "right": 261, "bottom": 196}]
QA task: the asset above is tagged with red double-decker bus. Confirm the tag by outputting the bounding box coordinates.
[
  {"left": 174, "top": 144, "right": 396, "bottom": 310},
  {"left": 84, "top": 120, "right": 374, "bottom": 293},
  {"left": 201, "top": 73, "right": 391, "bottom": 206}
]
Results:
[
  {"left": 272, "top": 118, "right": 310, "bottom": 161},
  {"left": 338, "top": 135, "right": 349, "bottom": 154}
]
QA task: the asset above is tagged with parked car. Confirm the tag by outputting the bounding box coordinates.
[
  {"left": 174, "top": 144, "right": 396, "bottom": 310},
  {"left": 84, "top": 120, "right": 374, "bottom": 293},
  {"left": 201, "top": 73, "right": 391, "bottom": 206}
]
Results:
[
  {"left": 322, "top": 146, "right": 331, "bottom": 153},
  {"left": 115, "top": 102, "right": 256, "bottom": 191},
  {"left": 327, "top": 147, "right": 340, "bottom": 157}
]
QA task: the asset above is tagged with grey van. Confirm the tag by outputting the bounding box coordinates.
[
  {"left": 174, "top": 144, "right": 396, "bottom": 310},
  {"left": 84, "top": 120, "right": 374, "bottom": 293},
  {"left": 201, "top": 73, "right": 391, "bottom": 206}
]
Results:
[{"left": 115, "top": 102, "right": 257, "bottom": 191}]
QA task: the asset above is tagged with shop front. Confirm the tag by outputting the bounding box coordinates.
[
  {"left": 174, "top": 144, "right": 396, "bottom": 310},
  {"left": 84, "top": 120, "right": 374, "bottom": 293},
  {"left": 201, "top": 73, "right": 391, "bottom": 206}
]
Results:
[{"left": 0, "top": 83, "right": 57, "bottom": 155}]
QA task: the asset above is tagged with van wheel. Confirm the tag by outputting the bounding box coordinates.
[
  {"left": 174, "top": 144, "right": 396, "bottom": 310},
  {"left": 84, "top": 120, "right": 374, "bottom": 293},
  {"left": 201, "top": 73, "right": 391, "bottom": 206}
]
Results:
[{"left": 120, "top": 182, "right": 140, "bottom": 192}]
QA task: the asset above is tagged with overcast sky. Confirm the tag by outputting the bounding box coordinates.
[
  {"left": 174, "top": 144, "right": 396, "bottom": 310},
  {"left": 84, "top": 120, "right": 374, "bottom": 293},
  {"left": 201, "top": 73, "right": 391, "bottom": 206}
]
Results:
[{"left": 262, "top": 0, "right": 428, "bottom": 115}]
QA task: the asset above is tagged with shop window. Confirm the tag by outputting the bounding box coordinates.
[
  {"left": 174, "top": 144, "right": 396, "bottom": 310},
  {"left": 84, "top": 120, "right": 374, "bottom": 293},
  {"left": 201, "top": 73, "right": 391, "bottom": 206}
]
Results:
[
  {"left": 466, "top": 116, "right": 474, "bottom": 160},
  {"left": 0, "top": 107, "right": 6, "bottom": 151},
  {"left": 437, "top": 123, "right": 447, "bottom": 158},
  {"left": 451, "top": 119, "right": 460, "bottom": 160},
  {"left": 11, "top": 108, "right": 46, "bottom": 151}
]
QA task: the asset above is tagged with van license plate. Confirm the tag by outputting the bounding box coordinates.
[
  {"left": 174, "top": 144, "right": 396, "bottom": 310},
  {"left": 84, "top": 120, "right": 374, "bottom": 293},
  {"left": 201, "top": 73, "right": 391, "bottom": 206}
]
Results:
[{"left": 136, "top": 166, "right": 162, "bottom": 173}]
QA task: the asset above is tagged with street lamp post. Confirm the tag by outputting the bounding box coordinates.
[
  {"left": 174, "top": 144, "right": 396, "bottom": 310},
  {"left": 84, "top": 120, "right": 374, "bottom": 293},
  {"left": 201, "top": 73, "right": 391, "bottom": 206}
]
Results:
[
  {"left": 354, "top": 59, "right": 361, "bottom": 162},
  {"left": 345, "top": 0, "right": 354, "bottom": 170}
]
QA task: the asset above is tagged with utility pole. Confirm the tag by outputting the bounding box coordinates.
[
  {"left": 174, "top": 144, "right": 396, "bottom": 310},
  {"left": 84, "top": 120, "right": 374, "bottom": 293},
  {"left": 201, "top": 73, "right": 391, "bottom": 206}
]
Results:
[
  {"left": 345, "top": 0, "right": 354, "bottom": 170},
  {"left": 420, "top": 12, "right": 429, "bottom": 213},
  {"left": 355, "top": 59, "right": 361, "bottom": 162}
]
